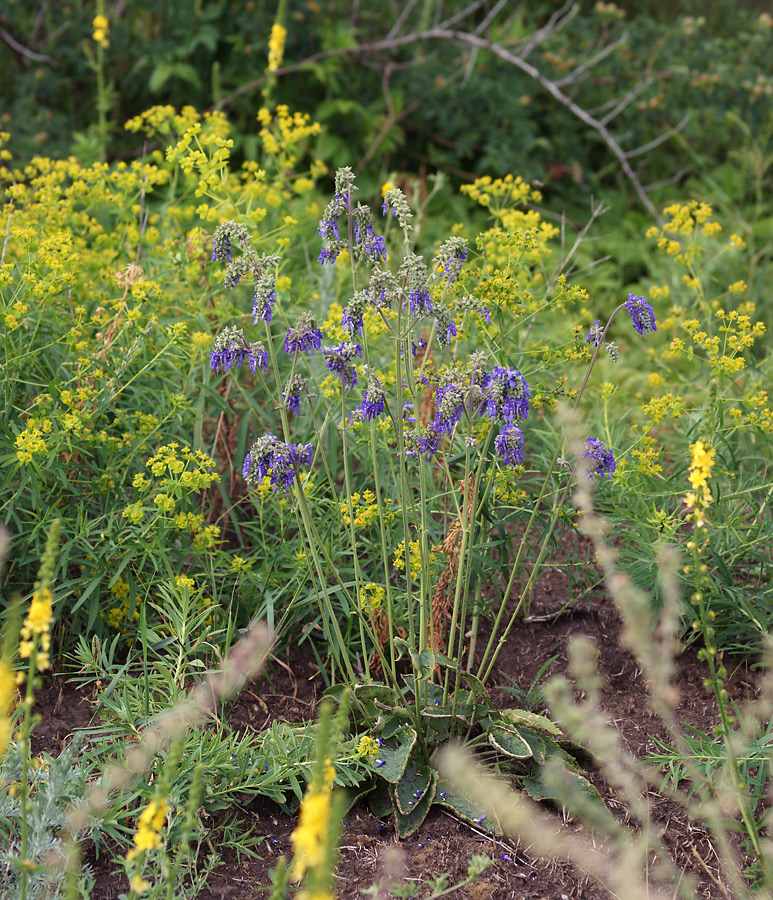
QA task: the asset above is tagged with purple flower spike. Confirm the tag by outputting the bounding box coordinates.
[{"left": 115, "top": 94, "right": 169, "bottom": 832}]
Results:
[
  {"left": 584, "top": 437, "right": 616, "bottom": 479},
  {"left": 625, "top": 294, "right": 657, "bottom": 337},
  {"left": 495, "top": 424, "right": 525, "bottom": 468}
]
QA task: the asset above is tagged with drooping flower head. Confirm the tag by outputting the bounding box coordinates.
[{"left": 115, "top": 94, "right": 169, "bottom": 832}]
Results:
[
  {"left": 584, "top": 437, "right": 616, "bottom": 479},
  {"left": 284, "top": 312, "right": 323, "bottom": 355},
  {"left": 211, "top": 220, "right": 250, "bottom": 263},
  {"left": 399, "top": 253, "right": 432, "bottom": 316},
  {"left": 283, "top": 374, "right": 309, "bottom": 416},
  {"left": 433, "top": 236, "right": 469, "bottom": 284},
  {"left": 341, "top": 289, "right": 369, "bottom": 337},
  {"left": 433, "top": 304, "right": 458, "bottom": 349},
  {"left": 381, "top": 186, "right": 414, "bottom": 236},
  {"left": 322, "top": 341, "right": 363, "bottom": 390},
  {"left": 433, "top": 381, "right": 466, "bottom": 437},
  {"left": 243, "top": 434, "right": 313, "bottom": 493},
  {"left": 625, "top": 294, "right": 657, "bottom": 337},
  {"left": 352, "top": 205, "right": 387, "bottom": 264},
  {"left": 481, "top": 367, "right": 531, "bottom": 422},
  {"left": 251, "top": 269, "right": 277, "bottom": 324},
  {"left": 318, "top": 167, "right": 357, "bottom": 265},
  {"left": 585, "top": 320, "right": 603, "bottom": 347},
  {"left": 495, "top": 424, "right": 525, "bottom": 468},
  {"left": 368, "top": 267, "right": 399, "bottom": 311},
  {"left": 210, "top": 326, "right": 269, "bottom": 374},
  {"left": 359, "top": 367, "right": 386, "bottom": 421}
]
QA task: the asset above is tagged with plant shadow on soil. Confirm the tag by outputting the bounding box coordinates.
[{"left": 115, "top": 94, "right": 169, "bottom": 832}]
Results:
[{"left": 37, "top": 552, "right": 754, "bottom": 900}]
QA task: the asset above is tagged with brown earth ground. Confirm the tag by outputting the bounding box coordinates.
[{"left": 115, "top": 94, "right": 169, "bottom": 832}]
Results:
[{"left": 34, "top": 561, "right": 756, "bottom": 900}]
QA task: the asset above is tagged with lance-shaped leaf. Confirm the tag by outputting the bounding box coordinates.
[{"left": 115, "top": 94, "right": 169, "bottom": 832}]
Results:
[
  {"left": 394, "top": 756, "right": 434, "bottom": 815},
  {"left": 500, "top": 708, "right": 563, "bottom": 736},
  {"left": 435, "top": 779, "right": 502, "bottom": 835},
  {"left": 488, "top": 725, "right": 534, "bottom": 759}
]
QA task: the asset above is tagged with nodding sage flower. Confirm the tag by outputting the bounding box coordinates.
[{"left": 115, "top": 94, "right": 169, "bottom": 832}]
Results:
[
  {"left": 433, "top": 236, "right": 469, "bottom": 284},
  {"left": 481, "top": 366, "right": 531, "bottom": 422},
  {"left": 341, "top": 289, "right": 369, "bottom": 337},
  {"left": 584, "top": 437, "right": 616, "bottom": 479},
  {"left": 625, "top": 293, "right": 657, "bottom": 337},
  {"left": 433, "top": 304, "right": 458, "bottom": 349},
  {"left": 318, "top": 167, "right": 357, "bottom": 265},
  {"left": 495, "top": 425, "right": 525, "bottom": 468},
  {"left": 585, "top": 320, "right": 603, "bottom": 347},
  {"left": 434, "top": 381, "right": 467, "bottom": 436},
  {"left": 251, "top": 269, "right": 277, "bottom": 324},
  {"left": 399, "top": 253, "right": 432, "bottom": 316},
  {"left": 284, "top": 312, "right": 323, "bottom": 355},
  {"left": 359, "top": 367, "right": 386, "bottom": 420},
  {"left": 368, "top": 267, "right": 399, "bottom": 311},
  {"left": 211, "top": 220, "right": 250, "bottom": 262},
  {"left": 210, "top": 326, "right": 269, "bottom": 374},
  {"left": 323, "top": 341, "right": 362, "bottom": 390},
  {"left": 353, "top": 206, "right": 387, "bottom": 263},
  {"left": 243, "top": 434, "right": 313, "bottom": 493},
  {"left": 381, "top": 186, "right": 414, "bottom": 234},
  {"left": 283, "top": 374, "right": 309, "bottom": 416}
]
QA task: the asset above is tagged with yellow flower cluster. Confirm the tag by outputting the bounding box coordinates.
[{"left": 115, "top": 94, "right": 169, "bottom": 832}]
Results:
[
  {"left": 340, "top": 491, "right": 379, "bottom": 529},
  {"left": 126, "top": 798, "right": 168, "bottom": 861},
  {"left": 14, "top": 422, "right": 48, "bottom": 463},
  {"left": 19, "top": 587, "right": 54, "bottom": 671},
  {"left": 257, "top": 106, "right": 322, "bottom": 168},
  {"left": 645, "top": 201, "right": 720, "bottom": 266},
  {"left": 92, "top": 14, "right": 109, "bottom": 48},
  {"left": 267, "top": 22, "right": 287, "bottom": 73},
  {"left": 674, "top": 307, "right": 766, "bottom": 377},
  {"left": 356, "top": 735, "right": 379, "bottom": 758},
  {"left": 393, "top": 539, "right": 435, "bottom": 579},
  {"left": 359, "top": 583, "right": 385, "bottom": 614},
  {"left": 685, "top": 440, "right": 715, "bottom": 529}
]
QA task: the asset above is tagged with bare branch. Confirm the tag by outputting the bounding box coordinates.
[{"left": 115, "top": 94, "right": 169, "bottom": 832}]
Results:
[
  {"left": 437, "top": 0, "right": 488, "bottom": 31},
  {"left": 554, "top": 32, "right": 628, "bottom": 88},
  {"left": 598, "top": 77, "right": 653, "bottom": 126},
  {"left": 644, "top": 165, "right": 692, "bottom": 194},
  {"left": 624, "top": 115, "right": 690, "bottom": 159},
  {"left": 386, "top": 0, "right": 420, "bottom": 39},
  {"left": 0, "top": 23, "right": 57, "bottom": 67},
  {"left": 474, "top": 0, "right": 510, "bottom": 35},
  {"left": 216, "top": 23, "right": 663, "bottom": 218},
  {"left": 517, "top": 1, "right": 578, "bottom": 58}
]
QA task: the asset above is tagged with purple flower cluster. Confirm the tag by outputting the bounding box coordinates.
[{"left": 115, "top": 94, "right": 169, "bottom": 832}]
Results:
[
  {"left": 252, "top": 271, "right": 277, "bottom": 325},
  {"left": 323, "top": 341, "right": 363, "bottom": 390},
  {"left": 283, "top": 374, "right": 308, "bottom": 416},
  {"left": 242, "top": 434, "right": 313, "bottom": 492},
  {"left": 284, "top": 313, "right": 323, "bottom": 355},
  {"left": 495, "top": 425, "right": 525, "bottom": 467},
  {"left": 434, "top": 237, "right": 469, "bottom": 284},
  {"left": 584, "top": 437, "right": 616, "bottom": 479},
  {"left": 210, "top": 326, "right": 268, "bottom": 375},
  {"left": 625, "top": 294, "right": 657, "bottom": 337},
  {"left": 359, "top": 369, "right": 386, "bottom": 420},
  {"left": 480, "top": 367, "right": 531, "bottom": 422},
  {"left": 211, "top": 220, "right": 250, "bottom": 263},
  {"left": 353, "top": 216, "right": 387, "bottom": 262}
]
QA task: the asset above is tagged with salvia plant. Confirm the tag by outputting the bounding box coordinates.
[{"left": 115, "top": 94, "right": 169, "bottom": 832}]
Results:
[{"left": 207, "top": 166, "right": 663, "bottom": 834}]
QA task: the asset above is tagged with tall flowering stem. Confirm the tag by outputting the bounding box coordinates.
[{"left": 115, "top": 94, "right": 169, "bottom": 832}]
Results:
[{"left": 19, "top": 519, "right": 60, "bottom": 900}]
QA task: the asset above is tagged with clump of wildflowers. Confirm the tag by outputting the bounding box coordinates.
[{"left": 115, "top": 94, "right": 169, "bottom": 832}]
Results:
[
  {"left": 495, "top": 424, "right": 525, "bottom": 468},
  {"left": 584, "top": 437, "right": 616, "bottom": 479},
  {"left": 210, "top": 326, "right": 268, "bottom": 374},
  {"left": 285, "top": 312, "right": 323, "bottom": 355},
  {"left": 625, "top": 293, "right": 657, "bottom": 337},
  {"left": 243, "top": 434, "right": 313, "bottom": 492},
  {"left": 322, "top": 341, "right": 362, "bottom": 390}
]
